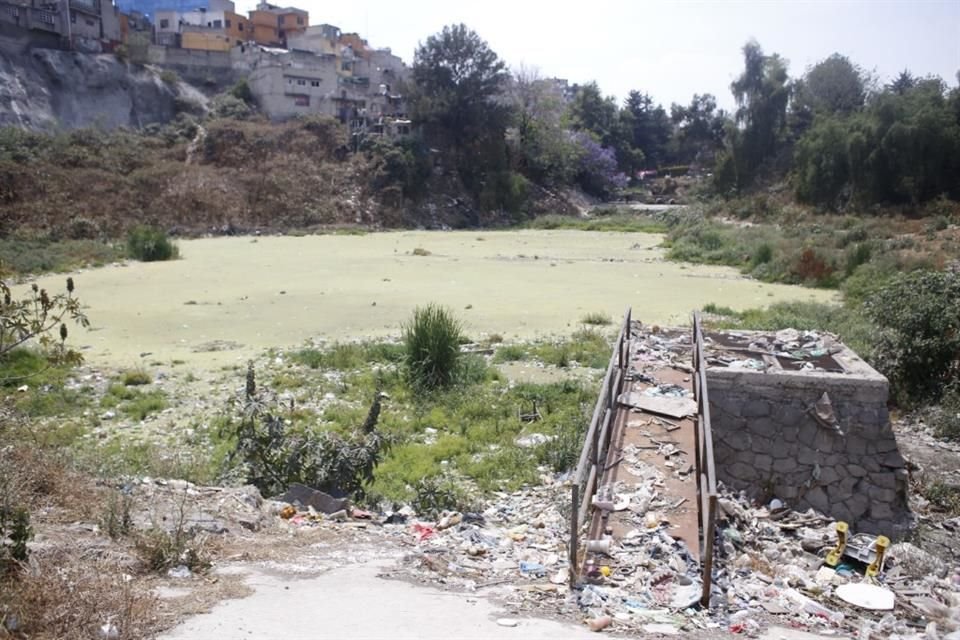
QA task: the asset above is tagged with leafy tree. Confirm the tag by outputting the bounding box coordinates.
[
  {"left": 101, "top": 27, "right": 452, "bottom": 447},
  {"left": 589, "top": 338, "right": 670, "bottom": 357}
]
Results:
[
  {"left": 718, "top": 40, "right": 790, "bottom": 190},
  {"left": 411, "top": 24, "right": 510, "bottom": 150},
  {"left": 887, "top": 70, "right": 916, "bottom": 96},
  {"left": 791, "top": 54, "right": 867, "bottom": 135},
  {"left": 410, "top": 24, "right": 519, "bottom": 215},
  {"left": 570, "top": 132, "right": 628, "bottom": 198},
  {"left": 622, "top": 90, "right": 671, "bottom": 167},
  {"left": 864, "top": 270, "right": 960, "bottom": 405},
  {"left": 569, "top": 82, "right": 618, "bottom": 143},
  {"left": 508, "top": 67, "right": 580, "bottom": 183},
  {"left": 670, "top": 93, "right": 726, "bottom": 164}
]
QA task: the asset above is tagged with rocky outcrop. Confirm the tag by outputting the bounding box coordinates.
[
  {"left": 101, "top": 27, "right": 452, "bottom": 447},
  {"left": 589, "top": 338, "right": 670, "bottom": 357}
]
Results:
[{"left": 0, "top": 43, "right": 188, "bottom": 130}]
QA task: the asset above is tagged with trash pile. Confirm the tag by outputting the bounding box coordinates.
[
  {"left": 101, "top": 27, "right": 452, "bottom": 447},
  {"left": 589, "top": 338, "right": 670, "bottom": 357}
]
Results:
[
  {"left": 704, "top": 328, "right": 847, "bottom": 373},
  {"left": 268, "top": 478, "right": 960, "bottom": 637},
  {"left": 712, "top": 493, "right": 960, "bottom": 639}
]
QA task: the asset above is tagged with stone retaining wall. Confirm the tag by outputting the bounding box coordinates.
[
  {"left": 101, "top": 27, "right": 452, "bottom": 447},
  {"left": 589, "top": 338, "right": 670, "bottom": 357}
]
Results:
[{"left": 706, "top": 350, "right": 910, "bottom": 536}]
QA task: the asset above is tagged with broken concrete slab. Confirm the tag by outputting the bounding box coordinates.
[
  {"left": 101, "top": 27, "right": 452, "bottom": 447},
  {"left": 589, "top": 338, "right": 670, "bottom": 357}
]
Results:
[{"left": 617, "top": 392, "right": 697, "bottom": 419}]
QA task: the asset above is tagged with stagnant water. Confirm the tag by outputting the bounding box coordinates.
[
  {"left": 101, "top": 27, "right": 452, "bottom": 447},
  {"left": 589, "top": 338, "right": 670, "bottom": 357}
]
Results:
[{"left": 30, "top": 230, "right": 834, "bottom": 370}]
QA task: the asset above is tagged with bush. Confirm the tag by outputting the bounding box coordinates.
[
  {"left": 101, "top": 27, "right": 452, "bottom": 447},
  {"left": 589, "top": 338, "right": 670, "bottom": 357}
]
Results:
[
  {"left": 126, "top": 226, "right": 179, "bottom": 262},
  {"left": 403, "top": 304, "right": 463, "bottom": 391},
  {"left": 159, "top": 70, "right": 179, "bottom": 86},
  {"left": 929, "top": 382, "right": 960, "bottom": 441},
  {"left": 863, "top": 270, "right": 960, "bottom": 404}
]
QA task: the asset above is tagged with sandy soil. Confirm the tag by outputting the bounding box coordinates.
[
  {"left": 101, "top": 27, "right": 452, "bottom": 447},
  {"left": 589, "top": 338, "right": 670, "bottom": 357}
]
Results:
[{"left": 28, "top": 230, "right": 834, "bottom": 371}]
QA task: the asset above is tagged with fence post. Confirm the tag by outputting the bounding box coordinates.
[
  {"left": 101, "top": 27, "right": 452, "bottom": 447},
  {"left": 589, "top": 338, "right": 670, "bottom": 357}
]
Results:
[{"left": 569, "top": 483, "right": 579, "bottom": 588}]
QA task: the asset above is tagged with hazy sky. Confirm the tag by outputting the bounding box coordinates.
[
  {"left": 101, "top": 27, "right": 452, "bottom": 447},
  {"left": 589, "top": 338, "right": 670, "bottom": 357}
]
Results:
[{"left": 240, "top": 0, "right": 960, "bottom": 111}]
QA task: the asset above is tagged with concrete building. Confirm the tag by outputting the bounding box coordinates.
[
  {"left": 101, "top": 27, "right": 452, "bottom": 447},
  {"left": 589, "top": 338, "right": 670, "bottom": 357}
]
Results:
[
  {"left": 248, "top": 1, "right": 305, "bottom": 47},
  {"left": 154, "top": 0, "right": 248, "bottom": 51},
  {"left": 243, "top": 33, "right": 410, "bottom": 140}
]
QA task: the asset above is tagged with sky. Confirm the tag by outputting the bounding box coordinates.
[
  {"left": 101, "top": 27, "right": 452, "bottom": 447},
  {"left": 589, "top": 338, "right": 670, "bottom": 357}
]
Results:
[{"left": 238, "top": 0, "right": 960, "bottom": 111}]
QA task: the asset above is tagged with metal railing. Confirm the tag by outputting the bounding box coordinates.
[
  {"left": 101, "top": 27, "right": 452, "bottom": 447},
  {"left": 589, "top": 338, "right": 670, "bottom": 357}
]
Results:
[
  {"left": 692, "top": 311, "right": 718, "bottom": 606},
  {"left": 569, "top": 307, "right": 632, "bottom": 584}
]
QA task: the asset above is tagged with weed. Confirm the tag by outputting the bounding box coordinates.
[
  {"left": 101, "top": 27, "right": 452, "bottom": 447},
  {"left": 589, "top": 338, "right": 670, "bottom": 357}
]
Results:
[
  {"left": 412, "top": 247, "right": 431, "bottom": 256},
  {"left": 702, "top": 302, "right": 737, "bottom": 316},
  {"left": 126, "top": 226, "right": 179, "bottom": 262},
  {"left": 580, "top": 311, "right": 612, "bottom": 326},
  {"left": 223, "top": 362, "right": 386, "bottom": 499},
  {"left": 135, "top": 490, "right": 210, "bottom": 574},
  {"left": 923, "top": 481, "right": 960, "bottom": 516},
  {"left": 159, "top": 70, "right": 179, "bottom": 86},
  {"left": 493, "top": 344, "right": 528, "bottom": 363},
  {"left": 100, "top": 491, "right": 133, "bottom": 540},
  {"left": 122, "top": 368, "right": 151, "bottom": 386},
  {"left": 403, "top": 304, "right": 463, "bottom": 391}
]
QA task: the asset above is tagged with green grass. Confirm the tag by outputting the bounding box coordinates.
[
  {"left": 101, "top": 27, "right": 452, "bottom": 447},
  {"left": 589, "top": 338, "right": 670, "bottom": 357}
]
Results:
[
  {"left": 492, "top": 344, "right": 528, "bottom": 363},
  {"left": 531, "top": 329, "right": 611, "bottom": 369},
  {"left": 525, "top": 213, "right": 668, "bottom": 233},
  {"left": 291, "top": 341, "right": 404, "bottom": 371},
  {"left": 121, "top": 369, "right": 152, "bottom": 386},
  {"left": 100, "top": 383, "right": 168, "bottom": 420},
  {"left": 0, "top": 238, "right": 123, "bottom": 276}
]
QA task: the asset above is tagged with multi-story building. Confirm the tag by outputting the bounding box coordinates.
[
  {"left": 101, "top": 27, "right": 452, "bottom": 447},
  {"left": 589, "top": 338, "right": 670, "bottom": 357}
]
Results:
[
  {"left": 245, "top": 26, "right": 410, "bottom": 138},
  {"left": 247, "top": 1, "right": 305, "bottom": 48},
  {"left": 154, "top": 0, "right": 247, "bottom": 50},
  {"left": 0, "top": 0, "right": 121, "bottom": 51}
]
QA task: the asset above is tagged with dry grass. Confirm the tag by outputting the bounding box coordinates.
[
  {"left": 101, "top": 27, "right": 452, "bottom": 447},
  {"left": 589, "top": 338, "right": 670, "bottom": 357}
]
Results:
[{"left": 0, "top": 551, "right": 163, "bottom": 640}]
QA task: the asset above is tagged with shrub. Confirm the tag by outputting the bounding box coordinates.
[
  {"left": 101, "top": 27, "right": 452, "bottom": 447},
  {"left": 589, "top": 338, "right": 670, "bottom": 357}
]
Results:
[
  {"left": 493, "top": 344, "right": 527, "bottom": 363},
  {"left": 126, "top": 226, "right": 179, "bottom": 262},
  {"left": 159, "top": 70, "right": 179, "bottom": 86},
  {"left": 863, "top": 270, "right": 960, "bottom": 405},
  {"left": 402, "top": 304, "right": 463, "bottom": 391},
  {"left": 929, "top": 382, "right": 960, "bottom": 441},
  {"left": 223, "top": 362, "right": 386, "bottom": 498},
  {"left": 122, "top": 369, "right": 151, "bottom": 386}
]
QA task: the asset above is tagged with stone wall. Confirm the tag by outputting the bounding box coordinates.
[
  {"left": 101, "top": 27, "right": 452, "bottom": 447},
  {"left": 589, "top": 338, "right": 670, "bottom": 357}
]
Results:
[{"left": 706, "top": 357, "right": 910, "bottom": 536}]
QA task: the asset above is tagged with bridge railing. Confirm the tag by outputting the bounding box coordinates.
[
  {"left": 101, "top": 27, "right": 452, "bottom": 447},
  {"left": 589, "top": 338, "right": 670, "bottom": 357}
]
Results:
[
  {"left": 569, "top": 307, "right": 631, "bottom": 584},
  {"left": 692, "top": 311, "right": 718, "bottom": 606}
]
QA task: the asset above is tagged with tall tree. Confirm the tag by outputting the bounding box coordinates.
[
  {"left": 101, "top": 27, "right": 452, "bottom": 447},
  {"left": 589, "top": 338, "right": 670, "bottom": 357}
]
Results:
[
  {"left": 670, "top": 93, "right": 725, "bottom": 164},
  {"left": 791, "top": 53, "right": 867, "bottom": 136},
  {"left": 717, "top": 40, "right": 790, "bottom": 190},
  {"left": 410, "top": 24, "right": 519, "bottom": 216},
  {"left": 410, "top": 24, "right": 510, "bottom": 149},
  {"left": 507, "top": 66, "right": 579, "bottom": 183},
  {"left": 622, "top": 91, "right": 672, "bottom": 167}
]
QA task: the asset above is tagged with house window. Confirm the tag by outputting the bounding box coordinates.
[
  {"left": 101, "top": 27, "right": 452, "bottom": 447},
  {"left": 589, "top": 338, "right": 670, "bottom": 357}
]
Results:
[
  {"left": 297, "top": 79, "right": 305, "bottom": 86},
  {"left": 225, "top": 18, "right": 230, "bottom": 27},
  {"left": 310, "top": 80, "right": 319, "bottom": 87},
  {"left": 10, "top": 6, "right": 19, "bottom": 17},
  {"left": 296, "top": 16, "right": 302, "bottom": 25},
  {"left": 238, "top": 22, "right": 243, "bottom": 30},
  {"left": 212, "top": 19, "right": 221, "bottom": 28},
  {"left": 40, "top": 11, "right": 54, "bottom": 23},
  {"left": 159, "top": 18, "right": 169, "bottom": 28},
  {"left": 293, "top": 95, "right": 309, "bottom": 106},
  {"left": 85, "top": 18, "right": 94, "bottom": 25}
]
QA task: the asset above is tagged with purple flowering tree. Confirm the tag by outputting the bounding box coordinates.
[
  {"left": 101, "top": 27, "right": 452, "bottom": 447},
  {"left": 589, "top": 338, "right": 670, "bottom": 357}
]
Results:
[{"left": 570, "top": 131, "right": 628, "bottom": 198}]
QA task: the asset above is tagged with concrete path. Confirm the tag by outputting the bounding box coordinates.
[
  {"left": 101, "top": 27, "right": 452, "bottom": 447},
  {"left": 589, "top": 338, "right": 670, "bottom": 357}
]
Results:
[{"left": 159, "top": 560, "right": 596, "bottom": 640}]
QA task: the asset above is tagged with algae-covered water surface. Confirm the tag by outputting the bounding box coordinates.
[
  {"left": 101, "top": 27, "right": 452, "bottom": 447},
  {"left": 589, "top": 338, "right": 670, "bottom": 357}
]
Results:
[{"left": 33, "top": 230, "right": 834, "bottom": 369}]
